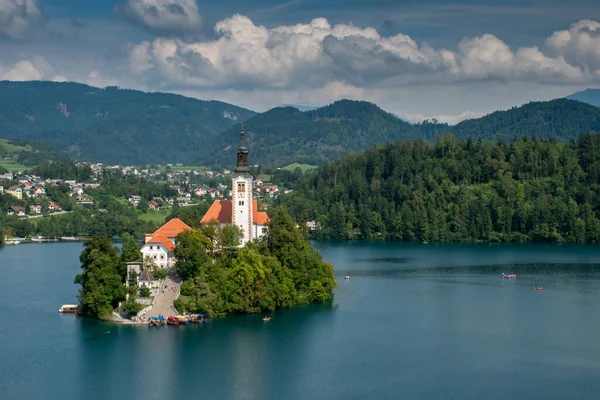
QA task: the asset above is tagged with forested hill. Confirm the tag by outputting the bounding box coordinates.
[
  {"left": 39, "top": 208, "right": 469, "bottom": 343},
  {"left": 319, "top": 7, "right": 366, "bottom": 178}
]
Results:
[
  {"left": 450, "top": 99, "right": 600, "bottom": 142},
  {"left": 0, "top": 81, "right": 255, "bottom": 164},
  {"left": 199, "top": 100, "right": 440, "bottom": 166},
  {"left": 567, "top": 89, "right": 600, "bottom": 107},
  {"left": 2, "top": 81, "right": 600, "bottom": 166},
  {"left": 201, "top": 98, "right": 600, "bottom": 167},
  {"left": 278, "top": 133, "right": 600, "bottom": 243}
]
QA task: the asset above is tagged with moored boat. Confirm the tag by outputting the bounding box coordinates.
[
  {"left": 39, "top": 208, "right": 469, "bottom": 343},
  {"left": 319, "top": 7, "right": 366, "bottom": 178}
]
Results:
[
  {"left": 176, "top": 315, "right": 190, "bottom": 325},
  {"left": 501, "top": 272, "right": 517, "bottom": 279},
  {"left": 59, "top": 304, "right": 78, "bottom": 313},
  {"left": 167, "top": 316, "right": 179, "bottom": 326},
  {"left": 533, "top": 287, "right": 543, "bottom": 291}
]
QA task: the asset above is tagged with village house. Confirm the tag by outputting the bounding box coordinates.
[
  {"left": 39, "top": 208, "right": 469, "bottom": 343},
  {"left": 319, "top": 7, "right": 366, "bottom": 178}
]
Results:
[
  {"left": 201, "top": 126, "right": 270, "bottom": 246},
  {"left": 48, "top": 201, "right": 62, "bottom": 212},
  {"left": 0, "top": 186, "right": 3, "bottom": 196},
  {"left": 306, "top": 220, "right": 321, "bottom": 231},
  {"left": 31, "top": 186, "right": 46, "bottom": 197},
  {"left": 149, "top": 200, "right": 160, "bottom": 211},
  {"left": 138, "top": 269, "right": 154, "bottom": 288},
  {"left": 21, "top": 182, "right": 33, "bottom": 196},
  {"left": 30, "top": 203, "right": 42, "bottom": 214},
  {"left": 140, "top": 218, "right": 192, "bottom": 269},
  {"left": 7, "top": 185, "right": 22, "bottom": 199},
  {"left": 194, "top": 187, "right": 207, "bottom": 197},
  {"left": 71, "top": 185, "right": 84, "bottom": 196},
  {"left": 176, "top": 197, "right": 189, "bottom": 205},
  {"left": 8, "top": 205, "right": 26, "bottom": 216},
  {"left": 0, "top": 173, "right": 13, "bottom": 181},
  {"left": 128, "top": 195, "right": 142, "bottom": 206}
]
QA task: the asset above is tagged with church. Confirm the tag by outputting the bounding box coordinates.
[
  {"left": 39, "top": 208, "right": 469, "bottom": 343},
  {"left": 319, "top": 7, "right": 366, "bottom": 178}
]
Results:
[{"left": 201, "top": 126, "right": 270, "bottom": 245}]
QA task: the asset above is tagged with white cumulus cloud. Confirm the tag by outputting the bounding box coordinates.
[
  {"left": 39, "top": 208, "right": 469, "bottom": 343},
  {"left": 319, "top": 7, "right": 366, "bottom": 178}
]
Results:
[
  {"left": 0, "top": 0, "right": 41, "bottom": 40},
  {"left": 546, "top": 20, "right": 600, "bottom": 76},
  {"left": 123, "top": 0, "right": 201, "bottom": 33},
  {"left": 128, "top": 15, "right": 597, "bottom": 93},
  {"left": 0, "top": 56, "right": 53, "bottom": 81}
]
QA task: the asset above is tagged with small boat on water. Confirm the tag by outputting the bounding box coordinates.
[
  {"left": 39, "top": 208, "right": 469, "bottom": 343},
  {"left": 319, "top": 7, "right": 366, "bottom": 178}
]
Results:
[
  {"left": 345, "top": 276, "right": 350, "bottom": 280},
  {"left": 148, "top": 316, "right": 165, "bottom": 326},
  {"left": 59, "top": 304, "right": 78, "bottom": 313},
  {"left": 5, "top": 240, "right": 21, "bottom": 245},
  {"left": 533, "top": 287, "right": 544, "bottom": 291},
  {"left": 263, "top": 317, "right": 271, "bottom": 322},
  {"left": 188, "top": 314, "right": 207, "bottom": 323},
  {"left": 501, "top": 272, "right": 517, "bottom": 279},
  {"left": 167, "top": 316, "right": 179, "bottom": 326},
  {"left": 176, "top": 315, "right": 190, "bottom": 325}
]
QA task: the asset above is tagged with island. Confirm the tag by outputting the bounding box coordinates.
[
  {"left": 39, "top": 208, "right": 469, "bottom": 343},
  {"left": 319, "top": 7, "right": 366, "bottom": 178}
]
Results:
[{"left": 74, "top": 129, "right": 337, "bottom": 322}]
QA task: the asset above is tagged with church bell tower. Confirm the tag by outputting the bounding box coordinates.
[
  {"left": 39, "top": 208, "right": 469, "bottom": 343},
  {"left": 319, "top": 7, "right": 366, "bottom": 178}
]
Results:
[{"left": 232, "top": 124, "right": 253, "bottom": 245}]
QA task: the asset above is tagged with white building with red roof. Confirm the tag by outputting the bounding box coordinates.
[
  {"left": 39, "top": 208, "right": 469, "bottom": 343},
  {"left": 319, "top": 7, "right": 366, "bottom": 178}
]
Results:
[
  {"left": 201, "top": 126, "right": 269, "bottom": 246},
  {"left": 140, "top": 218, "right": 191, "bottom": 269}
]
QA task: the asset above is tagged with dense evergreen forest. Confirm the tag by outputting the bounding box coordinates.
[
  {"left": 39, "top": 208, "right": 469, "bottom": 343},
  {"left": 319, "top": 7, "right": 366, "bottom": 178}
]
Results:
[{"left": 278, "top": 133, "right": 600, "bottom": 243}]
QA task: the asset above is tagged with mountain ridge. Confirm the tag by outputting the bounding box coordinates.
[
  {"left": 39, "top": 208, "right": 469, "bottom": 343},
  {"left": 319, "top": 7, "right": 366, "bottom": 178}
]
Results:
[
  {"left": 1, "top": 81, "right": 600, "bottom": 166},
  {"left": 567, "top": 88, "right": 600, "bottom": 107},
  {"left": 199, "top": 98, "right": 600, "bottom": 166},
  {"left": 0, "top": 81, "right": 256, "bottom": 164}
]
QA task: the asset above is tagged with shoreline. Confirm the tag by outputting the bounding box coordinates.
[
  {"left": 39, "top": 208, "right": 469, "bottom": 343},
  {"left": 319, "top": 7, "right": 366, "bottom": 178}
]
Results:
[{"left": 5, "top": 237, "right": 90, "bottom": 245}]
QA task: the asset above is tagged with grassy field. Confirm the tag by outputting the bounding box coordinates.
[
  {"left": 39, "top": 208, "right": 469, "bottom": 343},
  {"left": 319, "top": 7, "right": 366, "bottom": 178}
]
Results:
[
  {"left": 138, "top": 209, "right": 170, "bottom": 223},
  {"left": 0, "top": 159, "right": 27, "bottom": 172},
  {"left": 0, "top": 138, "right": 31, "bottom": 172},
  {"left": 281, "top": 163, "right": 318, "bottom": 172},
  {"left": 257, "top": 174, "right": 273, "bottom": 182}
]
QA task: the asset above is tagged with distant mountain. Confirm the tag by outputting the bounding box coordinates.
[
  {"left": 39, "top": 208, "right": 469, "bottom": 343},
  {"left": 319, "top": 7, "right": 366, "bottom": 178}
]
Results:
[
  {"left": 200, "top": 98, "right": 600, "bottom": 167},
  {"left": 2, "top": 81, "right": 600, "bottom": 167},
  {"left": 449, "top": 99, "right": 600, "bottom": 142},
  {"left": 567, "top": 89, "right": 600, "bottom": 107},
  {"left": 0, "top": 81, "right": 255, "bottom": 164},
  {"left": 279, "top": 104, "right": 319, "bottom": 112},
  {"left": 199, "top": 100, "right": 443, "bottom": 166}
]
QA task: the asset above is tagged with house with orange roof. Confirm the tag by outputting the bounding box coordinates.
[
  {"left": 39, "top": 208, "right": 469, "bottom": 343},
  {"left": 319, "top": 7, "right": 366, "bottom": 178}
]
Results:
[
  {"left": 140, "top": 218, "right": 191, "bottom": 269},
  {"left": 201, "top": 126, "right": 270, "bottom": 246}
]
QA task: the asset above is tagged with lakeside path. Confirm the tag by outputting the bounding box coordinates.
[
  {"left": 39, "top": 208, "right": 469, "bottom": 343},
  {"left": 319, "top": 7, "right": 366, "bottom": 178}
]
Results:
[{"left": 145, "top": 274, "right": 181, "bottom": 317}]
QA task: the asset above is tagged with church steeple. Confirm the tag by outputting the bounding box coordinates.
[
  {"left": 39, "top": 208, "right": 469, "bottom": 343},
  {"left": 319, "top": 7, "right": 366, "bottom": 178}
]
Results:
[{"left": 235, "top": 123, "right": 250, "bottom": 176}]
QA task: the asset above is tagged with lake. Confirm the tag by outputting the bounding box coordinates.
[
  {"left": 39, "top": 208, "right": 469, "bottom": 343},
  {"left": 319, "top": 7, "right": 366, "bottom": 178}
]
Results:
[{"left": 1, "top": 241, "right": 600, "bottom": 400}]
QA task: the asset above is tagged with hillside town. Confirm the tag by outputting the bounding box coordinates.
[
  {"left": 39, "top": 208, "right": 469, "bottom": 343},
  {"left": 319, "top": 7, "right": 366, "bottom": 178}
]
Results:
[{"left": 0, "top": 161, "right": 286, "bottom": 220}]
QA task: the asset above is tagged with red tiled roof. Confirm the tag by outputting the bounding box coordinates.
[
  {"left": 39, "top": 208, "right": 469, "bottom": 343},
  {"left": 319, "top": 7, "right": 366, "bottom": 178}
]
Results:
[
  {"left": 252, "top": 200, "right": 270, "bottom": 225},
  {"left": 146, "top": 234, "right": 176, "bottom": 251},
  {"left": 152, "top": 218, "right": 191, "bottom": 238},
  {"left": 201, "top": 200, "right": 232, "bottom": 224},
  {"left": 200, "top": 199, "right": 270, "bottom": 226}
]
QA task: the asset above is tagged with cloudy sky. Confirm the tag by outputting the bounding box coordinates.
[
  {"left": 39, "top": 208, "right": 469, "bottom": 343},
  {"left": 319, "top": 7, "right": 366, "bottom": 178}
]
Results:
[{"left": 1, "top": 0, "right": 600, "bottom": 123}]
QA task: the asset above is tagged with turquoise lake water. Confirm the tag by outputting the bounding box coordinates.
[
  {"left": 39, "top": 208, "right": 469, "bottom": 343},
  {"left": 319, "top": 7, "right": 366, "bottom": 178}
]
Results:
[{"left": 1, "top": 241, "right": 600, "bottom": 399}]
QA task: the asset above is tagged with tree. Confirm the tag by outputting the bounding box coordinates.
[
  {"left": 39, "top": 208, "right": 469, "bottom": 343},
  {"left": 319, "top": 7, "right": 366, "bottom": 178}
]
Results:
[
  {"left": 120, "top": 233, "right": 139, "bottom": 263},
  {"left": 139, "top": 286, "right": 151, "bottom": 297},
  {"left": 74, "top": 236, "right": 125, "bottom": 320},
  {"left": 174, "top": 230, "right": 210, "bottom": 280}
]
